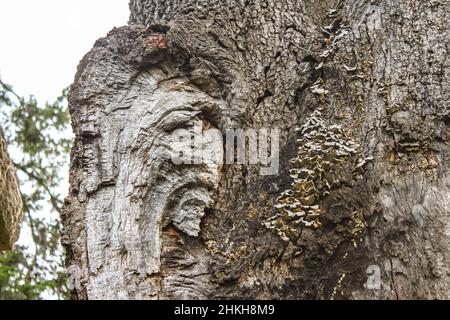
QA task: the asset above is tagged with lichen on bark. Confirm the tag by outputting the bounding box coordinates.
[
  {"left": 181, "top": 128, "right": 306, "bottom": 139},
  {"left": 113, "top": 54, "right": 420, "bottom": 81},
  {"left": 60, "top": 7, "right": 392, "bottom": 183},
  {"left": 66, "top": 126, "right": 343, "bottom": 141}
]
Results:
[{"left": 63, "top": 0, "right": 450, "bottom": 300}]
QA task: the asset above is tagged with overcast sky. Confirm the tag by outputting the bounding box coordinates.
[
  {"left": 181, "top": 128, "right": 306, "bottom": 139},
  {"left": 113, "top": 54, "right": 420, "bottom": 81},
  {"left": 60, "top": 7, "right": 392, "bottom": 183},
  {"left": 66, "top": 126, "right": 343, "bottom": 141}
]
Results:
[
  {"left": 0, "top": 1, "right": 130, "bottom": 261},
  {"left": 0, "top": 0, "right": 130, "bottom": 103}
]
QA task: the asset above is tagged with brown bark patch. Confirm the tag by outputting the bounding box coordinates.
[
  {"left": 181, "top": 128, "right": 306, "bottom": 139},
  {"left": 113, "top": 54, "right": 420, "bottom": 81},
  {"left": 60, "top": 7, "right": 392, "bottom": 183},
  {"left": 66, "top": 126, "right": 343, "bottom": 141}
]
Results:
[{"left": 147, "top": 33, "right": 167, "bottom": 49}]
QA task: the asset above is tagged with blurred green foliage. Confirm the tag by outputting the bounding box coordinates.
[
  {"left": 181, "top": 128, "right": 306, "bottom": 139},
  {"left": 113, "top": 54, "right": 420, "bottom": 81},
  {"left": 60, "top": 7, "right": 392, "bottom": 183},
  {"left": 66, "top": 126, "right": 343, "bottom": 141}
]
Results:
[{"left": 0, "top": 79, "right": 71, "bottom": 300}]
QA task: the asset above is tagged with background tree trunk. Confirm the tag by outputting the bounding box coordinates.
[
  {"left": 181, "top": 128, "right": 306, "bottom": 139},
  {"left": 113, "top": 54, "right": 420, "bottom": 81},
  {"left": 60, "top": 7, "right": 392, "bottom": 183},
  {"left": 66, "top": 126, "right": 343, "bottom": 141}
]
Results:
[
  {"left": 0, "top": 127, "right": 22, "bottom": 251},
  {"left": 62, "top": 0, "right": 449, "bottom": 299}
]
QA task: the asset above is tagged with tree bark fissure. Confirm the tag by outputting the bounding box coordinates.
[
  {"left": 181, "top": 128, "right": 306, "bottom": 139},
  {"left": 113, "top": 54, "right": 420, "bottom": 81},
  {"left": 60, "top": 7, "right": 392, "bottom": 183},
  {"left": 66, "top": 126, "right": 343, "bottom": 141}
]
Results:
[
  {"left": 63, "top": 0, "right": 449, "bottom": 299},
  {"left": 0, "top": 127, "right": 23, "bottom": 251}
]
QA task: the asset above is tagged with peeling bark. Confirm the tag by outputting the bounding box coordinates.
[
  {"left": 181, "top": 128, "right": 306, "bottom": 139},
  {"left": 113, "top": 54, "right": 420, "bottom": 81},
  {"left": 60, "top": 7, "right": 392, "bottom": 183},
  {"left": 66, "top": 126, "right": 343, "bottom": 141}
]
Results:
[{"left": 62, "top": 0, "right": 450, "bottom": 299}]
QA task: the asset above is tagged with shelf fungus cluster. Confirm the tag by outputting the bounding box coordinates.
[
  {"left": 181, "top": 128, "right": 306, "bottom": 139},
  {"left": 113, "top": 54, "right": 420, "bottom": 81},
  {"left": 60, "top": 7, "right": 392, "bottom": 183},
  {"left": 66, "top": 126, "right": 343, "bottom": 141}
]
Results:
[{"left": 265, "top": 110, "right": 360, "bottom": 242}]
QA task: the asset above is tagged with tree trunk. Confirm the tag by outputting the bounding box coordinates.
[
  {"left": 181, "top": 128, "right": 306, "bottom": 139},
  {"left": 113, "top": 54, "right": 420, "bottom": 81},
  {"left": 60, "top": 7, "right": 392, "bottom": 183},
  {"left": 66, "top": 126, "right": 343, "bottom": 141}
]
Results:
[
  {"left": 0, "top": 127, "right": 23, "bottom": 251},
  {"left": 62, "top": 0, "right": 450, "bottom": 299}
]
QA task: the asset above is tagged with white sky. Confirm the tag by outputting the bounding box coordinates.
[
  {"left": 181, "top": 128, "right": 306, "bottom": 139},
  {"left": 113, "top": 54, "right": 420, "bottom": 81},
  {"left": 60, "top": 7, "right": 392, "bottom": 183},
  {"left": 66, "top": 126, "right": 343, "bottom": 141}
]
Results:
[
  {"left": 0, "top": 2, "right": 129, "bottom": 288},
  {"left": 0, "top": 0, "right": 130, "bottom": 103}
]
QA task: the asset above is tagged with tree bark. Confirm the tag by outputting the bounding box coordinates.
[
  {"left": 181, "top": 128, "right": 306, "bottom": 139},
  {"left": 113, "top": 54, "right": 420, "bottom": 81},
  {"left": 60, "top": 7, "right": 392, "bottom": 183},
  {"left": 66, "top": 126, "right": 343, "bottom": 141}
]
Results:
[
  {"left": 62, "top": 0, "right": 450, "bottom": 299},
  {"left": 0, "top": 127, "right": 23, "bottom": 251}
]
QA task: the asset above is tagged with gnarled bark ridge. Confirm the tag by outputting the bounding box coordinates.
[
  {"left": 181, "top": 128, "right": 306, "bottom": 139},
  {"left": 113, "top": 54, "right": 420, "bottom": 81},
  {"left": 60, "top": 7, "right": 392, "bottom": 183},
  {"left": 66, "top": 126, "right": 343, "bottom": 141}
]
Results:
[{"left": 62, "top": 0, "right": 450, "bottom": 299}]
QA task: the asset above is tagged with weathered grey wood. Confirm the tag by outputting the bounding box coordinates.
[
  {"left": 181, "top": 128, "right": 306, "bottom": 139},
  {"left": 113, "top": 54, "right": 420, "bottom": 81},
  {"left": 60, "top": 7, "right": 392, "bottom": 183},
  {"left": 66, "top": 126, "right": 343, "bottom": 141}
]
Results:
[
  {"left": 63, "top": 0, "right": 450, "bottom": 299},
  {"left": 0, "top": 127, "right": 23, "bottom": 251}
]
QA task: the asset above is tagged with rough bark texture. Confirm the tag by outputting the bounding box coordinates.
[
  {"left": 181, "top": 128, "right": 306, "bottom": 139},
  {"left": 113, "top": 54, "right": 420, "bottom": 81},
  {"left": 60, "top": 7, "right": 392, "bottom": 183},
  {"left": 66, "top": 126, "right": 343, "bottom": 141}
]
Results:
[
  {"left": 62, "top": 0, "right": 450, "bottom": 299},
  {"left": 0, "top": 127, "right": 23, "bottom": 251}
]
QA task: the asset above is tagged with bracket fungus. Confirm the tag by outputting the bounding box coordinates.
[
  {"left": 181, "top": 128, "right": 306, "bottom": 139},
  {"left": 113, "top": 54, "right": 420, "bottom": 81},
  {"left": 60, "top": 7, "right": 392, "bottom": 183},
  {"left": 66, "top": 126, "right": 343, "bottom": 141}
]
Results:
[{"left": 265, "top": 110, "right": 360, "bottom": 242}]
